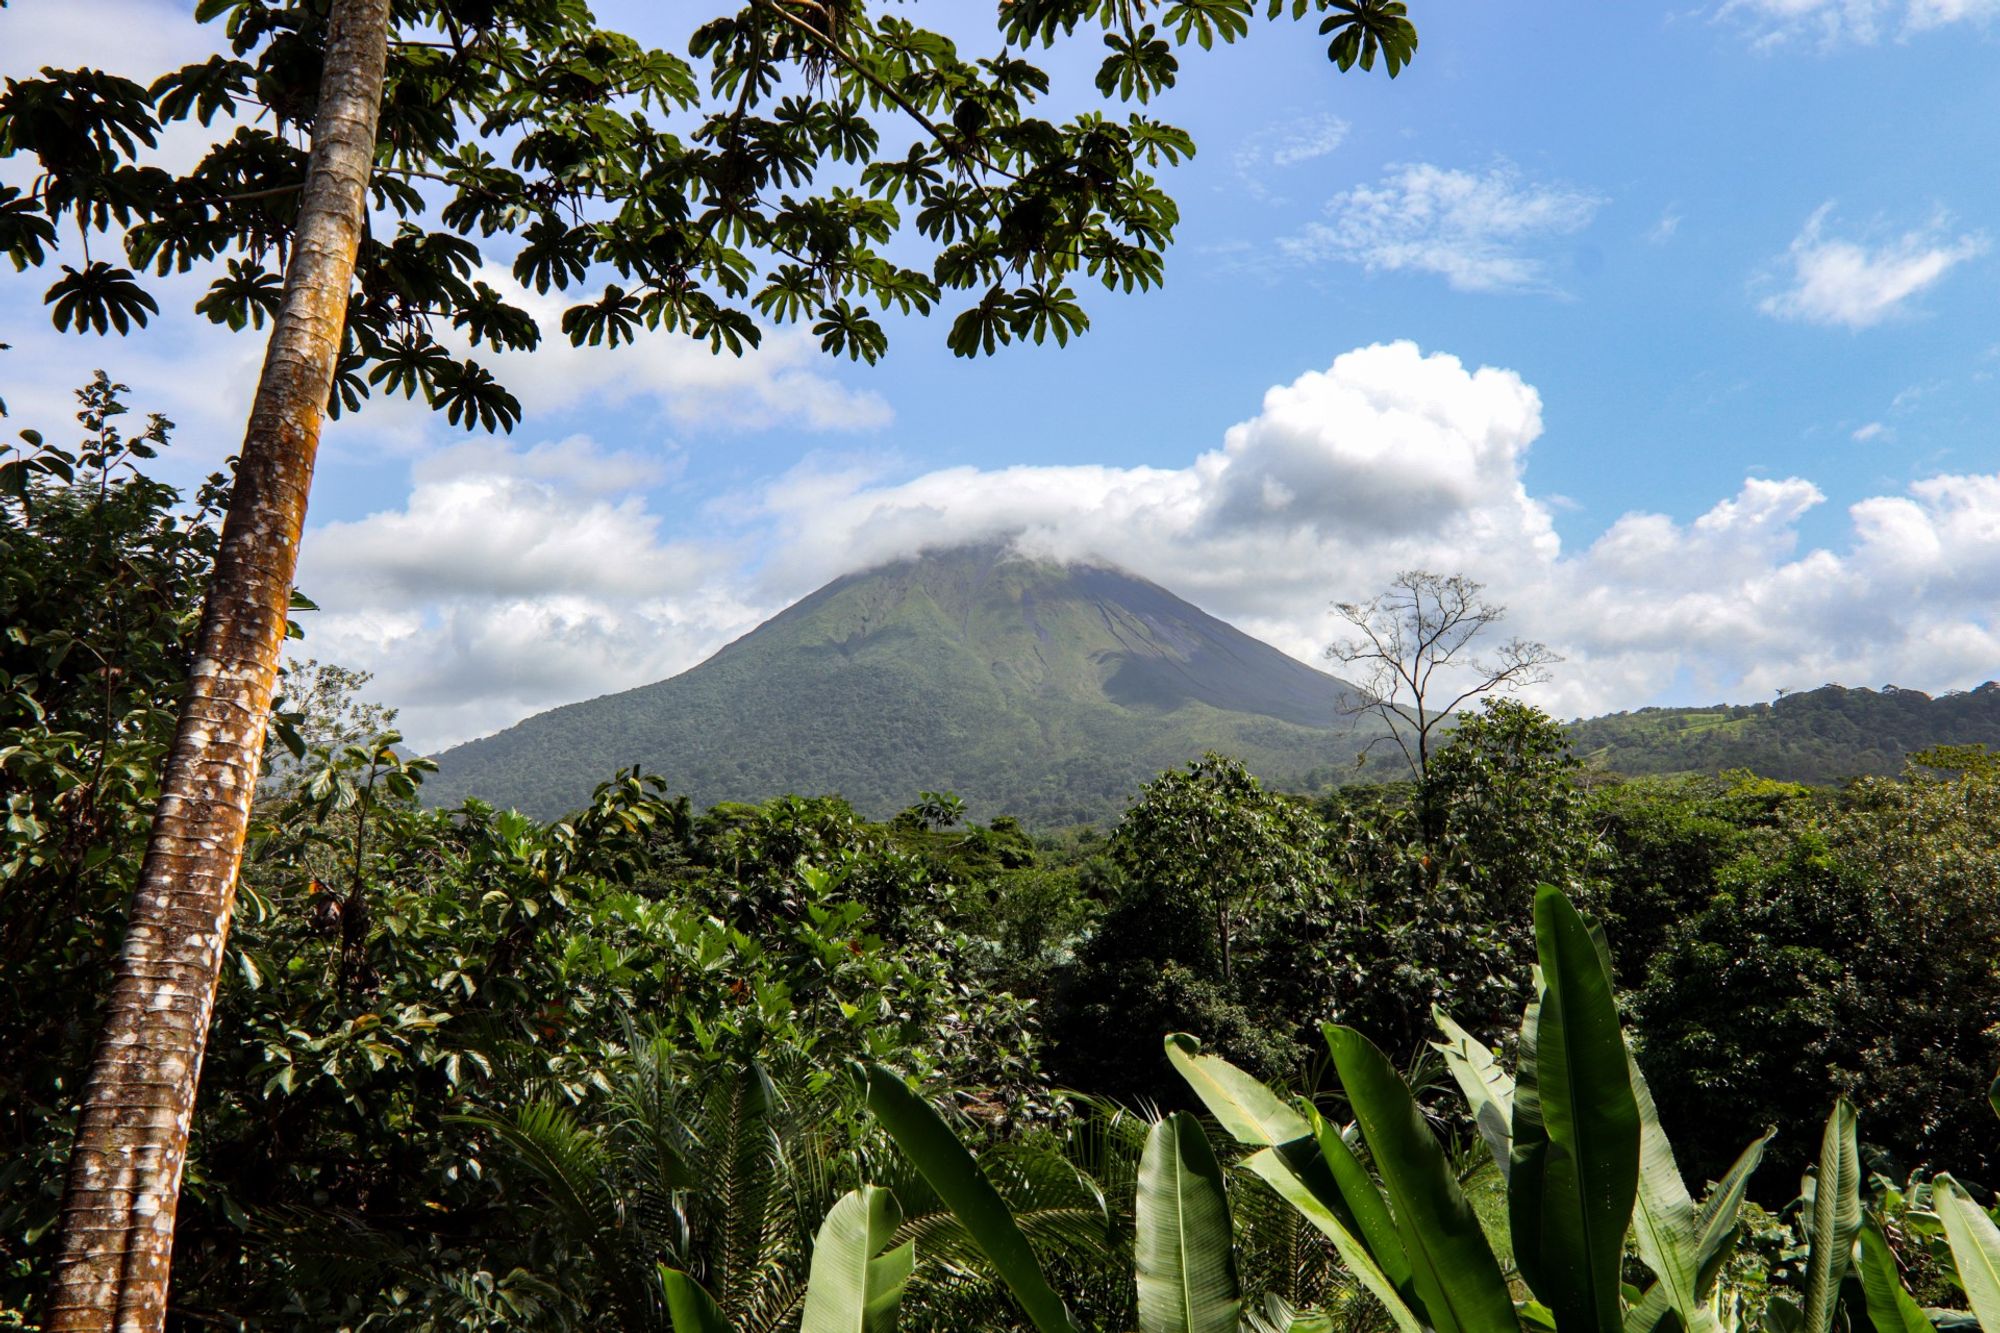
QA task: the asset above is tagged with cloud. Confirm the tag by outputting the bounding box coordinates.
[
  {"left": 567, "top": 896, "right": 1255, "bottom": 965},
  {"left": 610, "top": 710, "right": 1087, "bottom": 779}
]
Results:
[
  {"left": 1852, "top": 421, "right": 1888, "bottom": 441},
  {"left": 1722, "top": 0, "right": 2000, "bottom": 44},
  {"left": 737, "top": 344, "right": 2000, "bottom": 724},
  {"left": 1647, "top": 209, "right": 1683, "bottom": 244},
  {"left": 1233, "top": 114, "right": 1351, "bottom": 200},
  {"left": 1277, "top": 164, "right": 1605, "bottom": 293},
  {"left": 294, "top": 435, "right": 763, "bottom": 747},
  {"left": 1758, "top": 205, "right": 1986, "bottom": 329},
  {"left": 304, "top": 342, "right": 2000, "bottom": 752}
]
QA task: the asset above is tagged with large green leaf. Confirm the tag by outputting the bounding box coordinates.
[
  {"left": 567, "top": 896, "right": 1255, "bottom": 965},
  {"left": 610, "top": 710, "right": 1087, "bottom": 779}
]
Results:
[
  {"left": 1165, "top": 1033, "right": 1310, "bottom": 1146},
  {"left": 1625, "top": 1051, "right": 1703, "bottom": 1333},
  {"left": 1936, "top": 1176, "right": 2000, "bottom": 1333},
  {"left": 801, "top": 1185, "right": 915, "bottom": 1333},
  {"left": 1164, "top": 1035, "right": 1410, "bottom": 1296},
  {"left": 1623, "top": 1126, "right": 1773, "bottom": 1333},
  {"left": 1244, "top": 1145, "right": 1426, "bottom": 1333},
  {"left": 1135, "top": 1113, "right": 1242, "bottom": 1333},
  {"left": 661, "top": 1268, "right": 733, "bottom": 1333},
  {"left": 1801, "top": 1100, "right": 1862, "bottom": 1333},
  {"left": 1433, "top": 1007, "right": 1516, "bottom": 1182},
  {"left": 1855, "top": 1214, "right": 1933, "bottom": 1333},
  {"left": 1509, "top": 887, "right": 1641, "bottom": 1333},
  {"left": 1309, "top": 1108, "right": 1415, "bottom": 1296},
  {"left": 1691, "top": 1130, "right": 1770, "bottom": 1288},
  {"left": 1324, "top": 1023, "right": 1518, "bottom": 1333},
  {"left": 862, "top": 1064, "right": 1074, "bottom": 1333}
]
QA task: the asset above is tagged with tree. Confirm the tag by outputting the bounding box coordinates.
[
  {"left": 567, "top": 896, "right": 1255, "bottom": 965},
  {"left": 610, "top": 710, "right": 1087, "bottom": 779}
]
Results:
[
  {"left": 1326, "top": 570, "right": 1558, "bottom": 834},
  {"left": 2, "top": 0, "right": 1422, "bottom": 1323},
  {"left": 1049, "top": 756, "right": 1332, "bottom": 1102}
]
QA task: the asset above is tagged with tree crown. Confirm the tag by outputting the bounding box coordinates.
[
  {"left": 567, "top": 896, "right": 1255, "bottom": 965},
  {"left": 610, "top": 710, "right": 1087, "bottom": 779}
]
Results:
[{"left": 1, "top": 0, "right": 1419, "bottom": 433}]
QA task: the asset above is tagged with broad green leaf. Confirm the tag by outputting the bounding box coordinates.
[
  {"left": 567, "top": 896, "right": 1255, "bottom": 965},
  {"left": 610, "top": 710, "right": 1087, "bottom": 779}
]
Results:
[
  {"left": 1509, "top": 887, "right": 1640, "bottom": 1333},
  {"left": 1802, "top": 1100, "right": 1862, "bottom": 1333},
  {"left": 1244, "top": 1145, "right": 1426, "bottom": 1333},
  {"left": 1308, "top": 1107, "right": 1415, "bottom": 1296},
  {"left": 1325, "top": 1023, "right": 1517, "bottom": 1333},
  {"left": 1855, "top": 1214, "right": 1933, "bottom": 1333},
  {"left": 863, "top": 1064, "right": 1074, "bottom": 1333},
  {"left": 1936, "top": 1176, "right": 2000, "bottom": 1333},
  {"left": 1624, "top": 1130, "right": 1773, "bottom": 1333},
  {"left": 1164, "top": 1036, "right": 1411, "bottom": 1297},
  {"left": 660, "top": 1268, "right": 731, "bottom": 1333},
  {"left": 1621, "top": 1283, "right": 1672, "bottom": 1333},
  {"left": 1625, "top": 1050, "right": 1704, "bottom": 1333},
  {"left": 1433, "top": 1007, "right": 1515, "bottom": 1182},
  {"left": 1165, "top": 1033, "right": 1310, "bottom": 1146},
  {"left": 1691, "top": 1131, "right": 1770, "bottom": 1294},
  {"left": 1135, "top": 1113, "right": 1241, "bottom": 1333},
  {"left": 802, "top": 1185, "right": 915, "bottom": 1333}
]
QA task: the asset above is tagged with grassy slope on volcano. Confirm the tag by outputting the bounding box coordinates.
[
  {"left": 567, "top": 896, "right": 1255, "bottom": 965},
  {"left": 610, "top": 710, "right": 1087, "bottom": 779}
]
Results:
[{"left": 424, "top": 545, "right": 1374, "bottom": 825}]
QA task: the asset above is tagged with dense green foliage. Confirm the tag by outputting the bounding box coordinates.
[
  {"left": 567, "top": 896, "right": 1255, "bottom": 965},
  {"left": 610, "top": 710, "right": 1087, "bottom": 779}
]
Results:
[
  {"left": 1570, "top": 683, "right": 2000, "bottom": 784},
  {"left": 424, "top": 545, "right": 1382, "bottom": 827},
  {"left": 1, "top": 0, "right": 1419, "bottom": 412},
  {"left": 8, "top": 381, "right": 2000, "bottom": 1330}
]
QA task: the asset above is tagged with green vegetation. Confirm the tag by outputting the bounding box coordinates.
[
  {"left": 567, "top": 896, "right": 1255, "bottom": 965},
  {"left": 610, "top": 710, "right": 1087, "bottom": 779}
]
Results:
[
  {"left": 9, "top": 385, "right": 2000, "bottom": 1330},
  {"left": 1570, "top": 685, "right": 2000, "bottom": 784},
  {"left": 424, "top": 545, "right": 1385, "bottom": 827}
]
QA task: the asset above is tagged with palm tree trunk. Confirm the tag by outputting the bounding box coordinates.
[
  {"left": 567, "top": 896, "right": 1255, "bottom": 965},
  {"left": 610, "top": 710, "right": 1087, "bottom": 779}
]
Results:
[{"left": 44, "top": 2, "right": 390, "bottom": 1327}]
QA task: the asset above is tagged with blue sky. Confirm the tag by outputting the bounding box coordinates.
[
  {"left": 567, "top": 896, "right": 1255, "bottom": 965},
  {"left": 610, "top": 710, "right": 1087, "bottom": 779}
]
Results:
[{"left": 6, "top": 0, "right": 2000, "bottom": 747}]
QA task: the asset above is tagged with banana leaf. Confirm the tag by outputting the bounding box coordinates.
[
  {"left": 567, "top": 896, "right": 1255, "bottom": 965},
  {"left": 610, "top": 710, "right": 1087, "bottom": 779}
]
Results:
[
  {"left": 1325, "top": 1022, "right": 1518, "bottom": 1333},
  {"left": 661, "top": 1267, "right": 731, "bottom": 1333},
  {"left": 1433, "top": 1007, "right": 1516, "bottom": 1183},
  {"left": 1510, "top": 886, "right": 1640, "bottom": 1333},
  {"left": 1135, "top": 1113, "right": 1242, "bottom": 1333},
  {"left": 1935, "top": 1176, "right": 2000, "bottom": 1333},
  {"left": 862, "top": 1064, "right": 1075, "bottom": 1333},
  {"left": 801, "top": 1185, "right": 914, "bottom": 1333},
  {"left": 1855, "top": 1213, "right": 1932, "bottom": 1333},
  {"left": 1801, "top": 1100, "right": 1862, "bottom": 1333},
  {"left": 1244, "top": 1144, "right": 1427, "bottom": 1333},
  {"left": 1165, "top": 1034, "right": 1310, "bottom": 1146},
  {"left": 1164, "top": 1035, "right": 1411, "bottom": 1297}
]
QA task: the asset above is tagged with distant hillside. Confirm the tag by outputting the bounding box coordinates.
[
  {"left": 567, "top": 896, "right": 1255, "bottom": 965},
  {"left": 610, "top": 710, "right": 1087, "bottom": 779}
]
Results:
[
  {"left": 425, "top": 545, "right": 1379, "bottom": 825},
  {"left": 1571, "top": 682, "right": 2000, "bottom": 783}
]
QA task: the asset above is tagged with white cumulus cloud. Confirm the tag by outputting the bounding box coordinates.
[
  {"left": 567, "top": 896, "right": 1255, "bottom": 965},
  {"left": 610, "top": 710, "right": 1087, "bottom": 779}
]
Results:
[{"left": 294, "top": 435, "right": 761, "bottom": 747}]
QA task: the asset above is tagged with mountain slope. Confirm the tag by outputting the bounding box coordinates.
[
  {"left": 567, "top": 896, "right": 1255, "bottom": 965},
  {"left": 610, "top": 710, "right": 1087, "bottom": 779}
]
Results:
[
  {"left": 425, "top": 545, "right": 1375, "bottom": 824},
  {"left": 1573, "top": 681, "right": 2000, "bottom": 783}
]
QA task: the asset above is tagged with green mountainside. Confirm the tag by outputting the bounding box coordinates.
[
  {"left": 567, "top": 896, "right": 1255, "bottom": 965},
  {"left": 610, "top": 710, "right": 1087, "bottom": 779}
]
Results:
[
  {"left": 1571, "top": 681, "right": 2000, "bottom": 782},
  {"left": 425, "top": 544, "right": 1378, "bottom": 825}
]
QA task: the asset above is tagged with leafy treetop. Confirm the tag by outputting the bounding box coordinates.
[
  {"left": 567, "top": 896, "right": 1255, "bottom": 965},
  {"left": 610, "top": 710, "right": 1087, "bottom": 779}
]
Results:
[{"left": 0, "top": 0, "right": 1418, "bottom": 433}]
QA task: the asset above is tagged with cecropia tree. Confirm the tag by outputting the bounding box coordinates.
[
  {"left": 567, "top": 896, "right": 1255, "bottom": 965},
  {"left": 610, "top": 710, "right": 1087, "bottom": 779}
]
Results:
[{"left": 0, "top": 0, "right": 1419, "bottom": 1325}]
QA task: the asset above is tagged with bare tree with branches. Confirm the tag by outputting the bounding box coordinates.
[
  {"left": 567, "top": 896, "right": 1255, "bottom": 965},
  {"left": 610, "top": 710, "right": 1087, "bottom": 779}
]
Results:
[{"left": 1327, "top": 570, "right": 1560, "bottom": 800}]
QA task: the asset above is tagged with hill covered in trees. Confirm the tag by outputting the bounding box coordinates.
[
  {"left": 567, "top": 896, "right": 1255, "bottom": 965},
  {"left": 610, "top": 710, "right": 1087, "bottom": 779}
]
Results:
[
  {"left": 425, "top": 545, "right": 1381, "bottom": 825},
  {"left": 1572, "top": 681, "right": 2000, "bottom": 782}
]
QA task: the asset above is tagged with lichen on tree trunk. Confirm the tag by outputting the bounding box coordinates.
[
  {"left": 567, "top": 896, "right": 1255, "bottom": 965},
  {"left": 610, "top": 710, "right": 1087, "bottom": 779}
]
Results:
[{"left": 44, "top": 3, "right": 391, "bottom": 1328}]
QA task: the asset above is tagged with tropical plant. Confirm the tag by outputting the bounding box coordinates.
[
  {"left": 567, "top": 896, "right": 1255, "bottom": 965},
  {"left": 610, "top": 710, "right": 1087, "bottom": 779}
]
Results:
[{"left": 822, "top": 885, "right": 1977, "bottom": 1333}]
